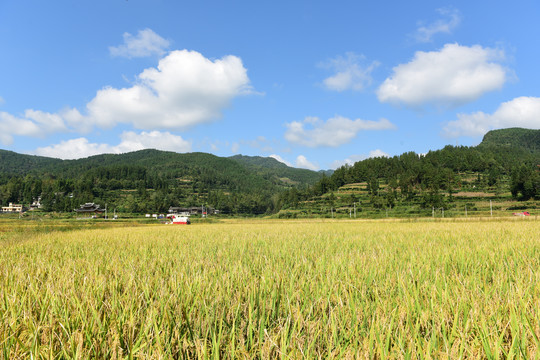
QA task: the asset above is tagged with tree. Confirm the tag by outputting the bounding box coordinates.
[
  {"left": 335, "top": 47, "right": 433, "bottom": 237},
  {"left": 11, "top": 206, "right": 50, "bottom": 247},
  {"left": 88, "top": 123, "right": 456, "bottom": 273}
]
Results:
[
  {"left": 511, "top": 165, "right": 539, "bottom": 200},
  {"left": 367, "top": 176, "right": 379, "bottom": 196}
]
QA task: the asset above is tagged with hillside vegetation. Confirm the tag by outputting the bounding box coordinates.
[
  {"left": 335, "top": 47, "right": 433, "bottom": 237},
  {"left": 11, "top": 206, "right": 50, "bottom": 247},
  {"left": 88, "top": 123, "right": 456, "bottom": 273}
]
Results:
[
  {"left": 0, "top": 149, "right": 321, "bottom": 215},
  {"left": 276, "top": 128, "right": 539, "bottom": 218},
  {"left": 478, "top": 127, "right": 540, "bottom": 153},
  {"left": 0, "top": 128, "right": 538, "bottom": 216}
]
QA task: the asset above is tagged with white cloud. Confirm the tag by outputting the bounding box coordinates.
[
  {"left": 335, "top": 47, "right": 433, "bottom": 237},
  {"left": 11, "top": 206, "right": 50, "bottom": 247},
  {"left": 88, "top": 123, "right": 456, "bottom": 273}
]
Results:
[
  {"left": 58, "top": 107, "right": 91, "bottom": 133},
  {"left": 367, "top": 149, "right": 390, "bottom": 158},
  {"left": 0, "top": 110, "right": 66, "bottom": 145},
  {"left": 0, "top": 96, "right": 4, "bottom": 105},
  {"left": 331, "top": 149, "right": 390, "bottom": 169},
  {"left": 377, "top": 43, "right": 508, "bottom": 107},
  {"left": 87, "top": 50, "right": 251, "bottom": 130},
  {"left": 0, "top": 49, "right": 252, "bottom": 144},
  {"left": 109, "top": 28, "right": 170, "bottom": 58},
  {"left": 231, "top": 142, "right": 240, "bottom": 154},
  {"left": 413, "top": 7, "right": 461, "bottom": 43},
  {"left": 285, "top": 116, "right": 395, "bottom": 147},
  {"left": 270, "top": 154, "right": 319, "bottom": 170},
  {"left": 34, "top": 138, "right": 113, "bottom": 159},
  {"left": 24, "top": 110, "right": 67, "bottom": 133},
  {"left": 295, "top": 155, "right": 319, "bottom": 171},
  {"left": 0, "top": 112, "right": 38, "bottom": 144},
  {"left": 269, "top": 154, "right": 293, "bottom": 167},
  {"left": 115, "top": 131, "right": 192, "bottom": 153},
  {"left": 33, "top": 131, "right": 191, "bottom": 159},
  {"left": 443, "top": 96, "right": 540, "bottom": 137},
  {"left": 321, "top": 53, "right": 379, "bottom": 92}
]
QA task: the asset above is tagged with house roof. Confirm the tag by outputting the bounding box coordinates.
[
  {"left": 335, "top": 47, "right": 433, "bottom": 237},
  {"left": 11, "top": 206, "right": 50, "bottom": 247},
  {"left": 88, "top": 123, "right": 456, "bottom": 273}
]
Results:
[{"left": 75, "top": 203, "right": 105, "bottom": 213}]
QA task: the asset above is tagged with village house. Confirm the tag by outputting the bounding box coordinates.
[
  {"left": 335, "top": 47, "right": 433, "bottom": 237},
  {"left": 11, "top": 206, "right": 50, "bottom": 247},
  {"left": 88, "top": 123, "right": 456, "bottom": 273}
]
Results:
[
  {"left": 1, "top": 203, "right": 24, "bottom": 213},
  {"left": 30, "top": 197, "right": 42, "bottom": 210},
  {"left": 75, "top": 203, "right": 105, "bottom": 217}
]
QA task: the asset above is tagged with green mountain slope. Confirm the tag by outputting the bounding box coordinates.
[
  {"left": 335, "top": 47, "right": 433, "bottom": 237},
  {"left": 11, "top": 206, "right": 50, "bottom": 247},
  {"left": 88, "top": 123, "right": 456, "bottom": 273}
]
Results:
[
  {"left": 229, "top": 154, "right": 323, "bottom": 185},
  {"left": 479, "top": 128, "right": 540, "bottom": 153},
  {"left": 2, "top": 128, "right": 537, "bottom": 216},
  {"left": 275, "top": 128, "right": 539, "bottom": 218},
  {"left": 0, "top": 149, "right": 62, "bottom": 175},
  {"left": 0, "top": 149, "right": 322, "bottom": 215},
  {"left": 51, "top": 150, "right": 273, "bottom": 192},
  {"left": 0, "top": 149, "right": 322, "bottom": 191}
]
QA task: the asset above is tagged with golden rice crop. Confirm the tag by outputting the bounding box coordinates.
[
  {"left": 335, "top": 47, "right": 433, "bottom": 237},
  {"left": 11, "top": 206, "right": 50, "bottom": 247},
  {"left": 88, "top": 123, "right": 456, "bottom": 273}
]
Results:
[{"left": 1, "top": 219, "right": 539, "bottom": 358}]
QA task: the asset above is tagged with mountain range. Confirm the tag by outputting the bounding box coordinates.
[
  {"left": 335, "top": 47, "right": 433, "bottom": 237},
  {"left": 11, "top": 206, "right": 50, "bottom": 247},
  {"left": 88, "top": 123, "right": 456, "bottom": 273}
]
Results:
[{"left": 0, "top": 127, "right": 538, "bottom": 215}]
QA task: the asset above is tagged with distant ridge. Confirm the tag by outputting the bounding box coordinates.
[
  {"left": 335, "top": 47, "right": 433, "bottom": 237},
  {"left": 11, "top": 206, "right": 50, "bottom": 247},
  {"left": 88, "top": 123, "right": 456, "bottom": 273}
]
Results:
[
  {"left": 1, "top": 127, "right": 538, "bottom": 215},
  {"left": 479, "top": 128, "right": 540, "bottom": 153},
  {"left": 228, "top": 154, "right": 323, "bottom": 185},
  {"left": 0, "top": 149, "right": 62, "bottom": 175},
  {"left": 0, "top": 148, "right": 322, "bottom": 188}
]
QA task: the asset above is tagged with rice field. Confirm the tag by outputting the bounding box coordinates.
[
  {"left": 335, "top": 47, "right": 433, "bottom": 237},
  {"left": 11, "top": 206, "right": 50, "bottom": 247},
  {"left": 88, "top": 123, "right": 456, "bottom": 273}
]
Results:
[{"left": 1, "top": 218, "right": 540, "bottom": 358}]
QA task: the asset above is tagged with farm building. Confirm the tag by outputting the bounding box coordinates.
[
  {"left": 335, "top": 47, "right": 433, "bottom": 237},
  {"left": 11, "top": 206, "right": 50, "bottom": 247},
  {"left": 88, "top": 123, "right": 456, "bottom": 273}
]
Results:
[
  {"left": 1, "top": 203, "right": 25, "bottom": 213},
  {"left": 75, "top": 203, "right": 105, "bottom": 217}
]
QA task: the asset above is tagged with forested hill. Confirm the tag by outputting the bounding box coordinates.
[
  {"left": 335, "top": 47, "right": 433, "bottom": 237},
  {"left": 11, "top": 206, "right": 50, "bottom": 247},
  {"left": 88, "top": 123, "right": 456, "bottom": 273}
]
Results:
[
  {"left": 1, "top": 128, "right": 538, "bottom": 216},
  {"left": 229, "top": 155, "right": 323, "bottom": 185},
  {"left": 0, "top": 149, "right": 322, "bottom": 185},
  {"left": 276, "top": 128, "right": 539, "bottom": 215},
  {"left": 0, "top": 149, "right": 62, "bottom": 175},
  {"left": 478, "top": 127, "right": 540, "bottom": 153},
  {"left": 0, "top": 149, "right": 322, "bottom": 214}
]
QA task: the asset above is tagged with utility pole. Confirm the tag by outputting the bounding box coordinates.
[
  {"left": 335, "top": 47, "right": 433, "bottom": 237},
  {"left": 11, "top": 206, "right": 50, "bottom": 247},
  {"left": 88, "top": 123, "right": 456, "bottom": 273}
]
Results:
[
  {"left": 354, "top": 202, "right": 356, "bottom": 218},
  {"left": 465, "top": 204, "right": 467, "bottom": 217},
  {"left": 490, "top": 200, "right": 493, "bottom": 217}
]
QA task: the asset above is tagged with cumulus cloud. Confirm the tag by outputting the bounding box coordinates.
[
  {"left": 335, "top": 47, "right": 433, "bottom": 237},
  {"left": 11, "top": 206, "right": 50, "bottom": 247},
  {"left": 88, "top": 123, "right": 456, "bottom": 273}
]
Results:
[
  {"left": 0, "top": 112, "right": 38, "bottom": 144},
  {"left": 0, "top": 110, "right": 67, "bottom": 145},
  {"left": 109, "top": 28, "right": 170, "bottom": 58},
  {"left": 0, "top": 49, "right": 251, "bottom": 144},
  {"left": 367, "top": 149, "right": 390, "bottom": 158},
  {"left": 87, "top": 50, "right": 251, "bottom": 130},
  {"left": 285, "top": 116, "right": 395, "bottom": 147},
  {"left": 269, "top": 154, "right": 293, "bottom": 167},
  {"left": 443, "top": 96, "right": 540, "bottom": 137},
  {"left": 33, "top": 131, "right": 191, "bottom": 159},
  {"left": 321, "top": 53, "right": 379, "bottom": 92},
  {"left": 413, "top": 7, "right": 461, "bottom": 43},
  {"left": 331, "top": 149, "right": 390, "bottom": 169},
  {"left": 270, "top": 154, "right": 319, "bottom": 170},
  {"left": 115, "top": 131, "right": 192, "bottom": 152},
  {"left": 24, "top": 110, "right": 67, "bottom": 133},
  {"left": 34, "top": 138, "right": 115, "bottom": 159},
  {"left": 377, "top": 43, "right": 508, "bottom": 107},
  {"left": 295, "top": 155, "right": 319, "bottom": 170}
]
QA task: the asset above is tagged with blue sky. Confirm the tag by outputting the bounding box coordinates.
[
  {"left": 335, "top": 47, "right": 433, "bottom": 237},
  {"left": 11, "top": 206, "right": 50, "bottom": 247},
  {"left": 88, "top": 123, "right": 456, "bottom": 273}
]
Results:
[{"left": 1, "top": 1, "right": 539, "bottom": 170}]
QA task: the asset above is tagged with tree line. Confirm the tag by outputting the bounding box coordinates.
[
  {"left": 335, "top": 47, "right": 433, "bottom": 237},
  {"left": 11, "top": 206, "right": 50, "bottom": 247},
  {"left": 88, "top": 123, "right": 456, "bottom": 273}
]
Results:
[{"left": 277, "top": 144, "right": 539, "bottom": 211}]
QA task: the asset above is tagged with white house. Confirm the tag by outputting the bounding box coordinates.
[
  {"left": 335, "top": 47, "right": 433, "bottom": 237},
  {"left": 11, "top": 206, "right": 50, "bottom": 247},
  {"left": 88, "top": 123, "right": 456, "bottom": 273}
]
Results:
[{"left": 1, "top": 203, "right": 23, "bottom": 213}]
